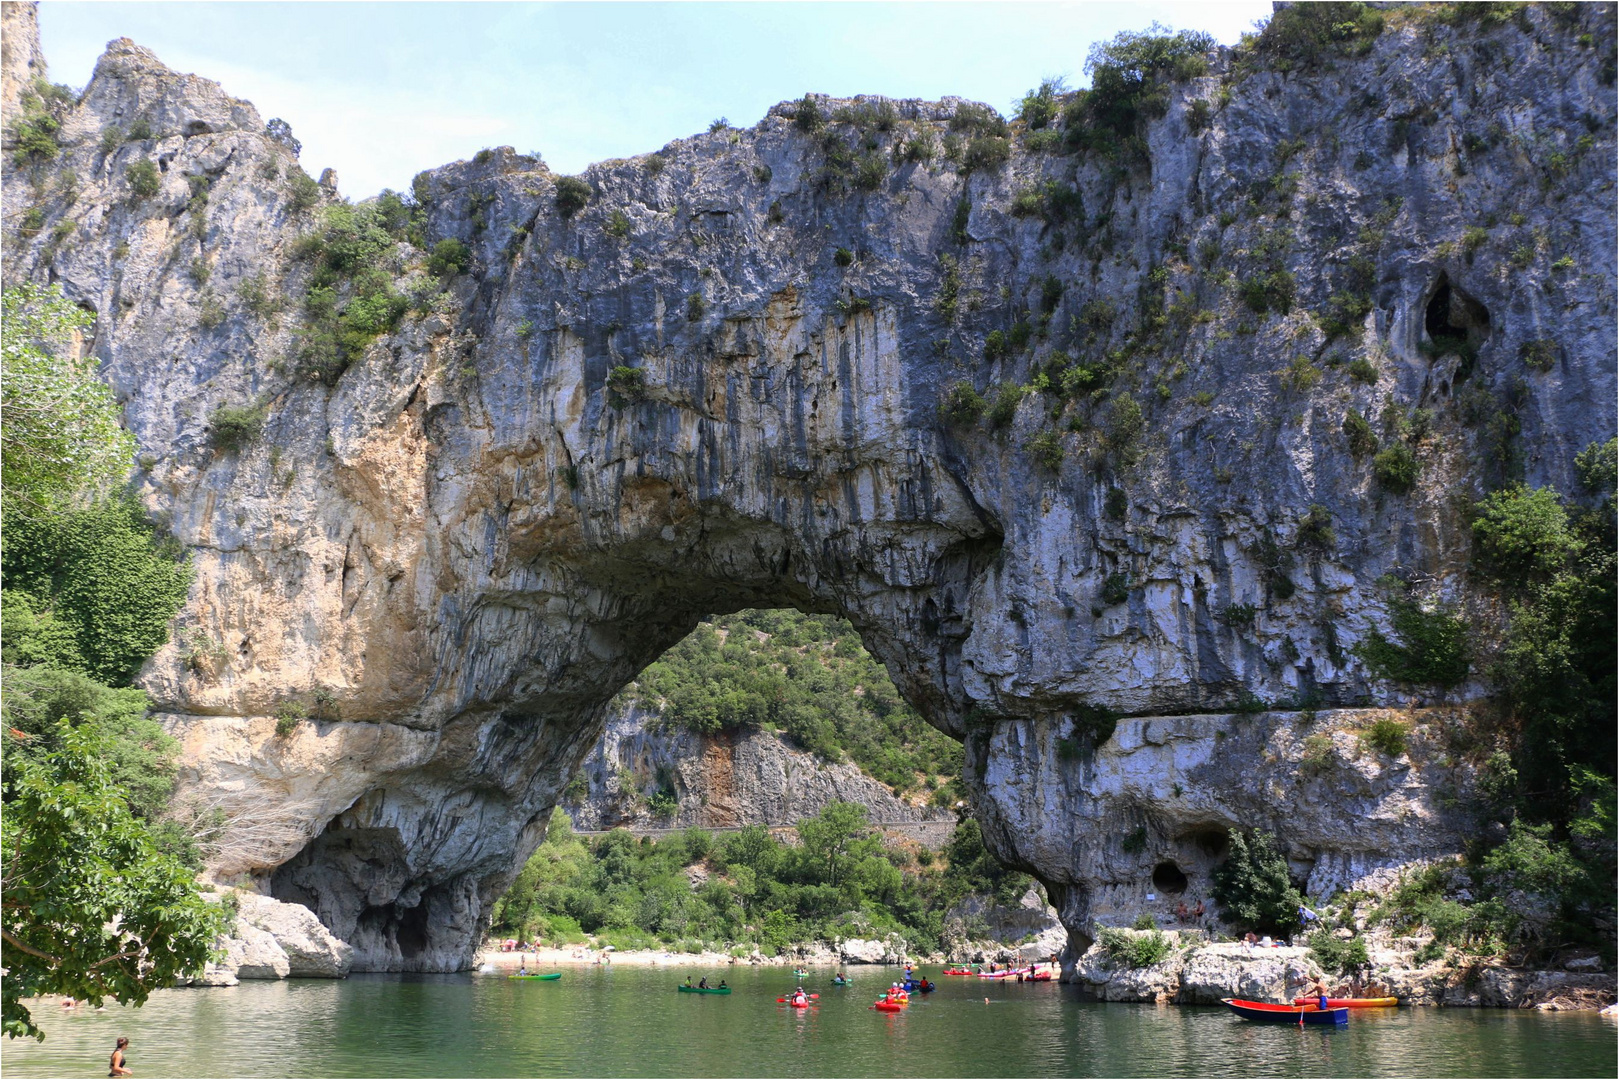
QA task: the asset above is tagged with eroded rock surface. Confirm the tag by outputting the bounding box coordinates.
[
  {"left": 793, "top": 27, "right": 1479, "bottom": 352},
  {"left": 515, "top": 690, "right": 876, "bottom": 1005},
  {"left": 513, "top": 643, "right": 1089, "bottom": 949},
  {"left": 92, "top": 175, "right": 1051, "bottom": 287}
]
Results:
[
  {"left": 3, "top": 3, "right": 1614, "bottom": 971},
  {"left": 562, "top": 704, "right": 952, "bottom": 831}
]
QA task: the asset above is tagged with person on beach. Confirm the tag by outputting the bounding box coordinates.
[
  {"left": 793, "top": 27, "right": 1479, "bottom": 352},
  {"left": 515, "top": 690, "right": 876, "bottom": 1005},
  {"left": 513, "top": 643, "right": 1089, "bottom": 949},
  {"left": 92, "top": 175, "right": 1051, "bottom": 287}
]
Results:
[{"left": 109, "top": 1037, "right": 132, "bottom": 1077}]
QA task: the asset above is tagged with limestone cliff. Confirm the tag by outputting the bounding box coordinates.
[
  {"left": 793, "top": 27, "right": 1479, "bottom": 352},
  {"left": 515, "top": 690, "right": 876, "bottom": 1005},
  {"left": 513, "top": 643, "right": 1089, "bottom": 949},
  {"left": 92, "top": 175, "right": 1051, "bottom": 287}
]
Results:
[
  {"left": 562, "top": 703, "right": 953, "bottom": 833},
  {"left": 3, "top": 2, "right": 1614, "bottom": 972}
]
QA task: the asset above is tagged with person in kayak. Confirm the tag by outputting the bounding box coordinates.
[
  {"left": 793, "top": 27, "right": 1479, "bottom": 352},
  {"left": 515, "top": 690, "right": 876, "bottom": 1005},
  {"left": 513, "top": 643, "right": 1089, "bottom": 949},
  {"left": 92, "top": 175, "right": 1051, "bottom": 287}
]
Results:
[
  {"left": 698, "top": 976, "right": 709, "bottom": 989},
  {"left": 791, "top": 986, "right": 808, "bottom": 1006},
  {"left": 718, "top": 979, "right": 727, "bottom": 990},
  {"left": 518, "top": 964, "right": 529, "bottom": 976}
]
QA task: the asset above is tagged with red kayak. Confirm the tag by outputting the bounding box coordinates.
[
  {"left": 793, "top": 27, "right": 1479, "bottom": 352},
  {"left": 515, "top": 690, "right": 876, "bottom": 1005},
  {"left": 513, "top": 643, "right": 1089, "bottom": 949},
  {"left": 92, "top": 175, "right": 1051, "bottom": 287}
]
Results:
[
  {"left": 1224, "top": 998, "right": 1348, "bottom": 1025},
  {"left": 1018, "top": 971, "right": 1053, "bottom": 982},
  {"left": 1291, "top": 996, "right": 1398, "bottom": 1008},
  {"left": 873, "top": 999, "right": 906, "bottom": 1011},
  {"left": 942, "top": 968, "right": 974, "bottom": 976}
]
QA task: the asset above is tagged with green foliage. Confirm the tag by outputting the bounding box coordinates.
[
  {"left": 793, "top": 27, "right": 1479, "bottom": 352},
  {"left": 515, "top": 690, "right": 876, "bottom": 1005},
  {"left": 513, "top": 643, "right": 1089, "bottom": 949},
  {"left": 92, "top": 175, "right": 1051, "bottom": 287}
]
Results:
[
  {"left": 985, "top": 383, "right": 1024, "bottom": 429},
  {"left": 1025, "top": 430, "right": 1064, "bottom": 471},
  {"left": 1306, "top": 930, "right": 1369, "bottom": 976},
  {"left": 2, "top": 496, "right": 191, "bottom": 686},
  {"left": 1, "top": 667, "right": 177, "bottom": 822},
  {"left": 10, "top": 108, "right": 61, "bottom": 167},
  {"left": 492, "top": 804, "right": 1019, "bottom": 956},
  {"left": 1343, "top": 409, "right": 1378, "bottom": 458},
  {"left": 1017, "top": 77, "right": 1066, "bottom": 129},
  {"left": 1101, "top": 573, "right": 1129, "bottom": 607},
  {"left": 1296, "top": 504, "right": 1336, "bottom": 552},
  {"left": 1371, "top": 441, "right": 1419, "bottom": 494},
  {"left": 125, "top": 159, "right": 160, "bottom": 200},
  {"left": 940, "top": 382, "right": 986, "bottom": 426},
  {"left": 1238, "top": 269, "right": 1295, "bottom": 315},
  {"left": 1471, "top": 485, "right": 1578, "bottom": 583},
  {"left": 291, "top": 202, "right": 415, "bottom": 382},
  {"left": 1242, "top": 2, "right": 1385, "bottom": 75},
  {"left": 1211, "top": 830, "right": 1303, "bottom": 936},
  {"left": 605, "top": 209, "right": 632, "bottom": 240},
  {"left": 209, "top": 403, "right": 265, "bottom": 453},
  {"left": 631, "top": 609, "right": 963, "bottom": 794},
  {"left": 554, "top": 176, "right": 592, "bottom": 219},
  {"left": 1575, "top": 438, "right": 1617, "bottom": 494},
  {"left": 686, "top": 293, "right": 706, "bottom": 322},
  {"left": 1354, "top": 597, "right": 1469, "bottom": 688},
  {"left": 1098, "top": 926, "right": 1173, "bottom": 968},
  {"left": 1, "top": 285, "right": 135, "bottom": 520},
  {"left": 1061, "top": 24, "right": 1212, "bottom": 165},
  {"left": 833, "top": 247, "right": 854, "bottom": 268},
  {"left": 950, "top": 198, "right": 972, "bottom": 245},
  {"left": 793, "top": 95, "right": 825, "bottom": 134},
  {"left": 2, "top": 721, "right": 225, "bottom": 1040},
  {"left": 1359, "top": 716, "right": 1409, "bottom": 758},
  {"left": 1106, "top": 394, "right": 1144, "bottom": 451},
  {"left": 605, "top": 365, "right": 646, "bottom": 407},
  {"left": 429, "top": 238, "right": 470, "bottom": 279}
]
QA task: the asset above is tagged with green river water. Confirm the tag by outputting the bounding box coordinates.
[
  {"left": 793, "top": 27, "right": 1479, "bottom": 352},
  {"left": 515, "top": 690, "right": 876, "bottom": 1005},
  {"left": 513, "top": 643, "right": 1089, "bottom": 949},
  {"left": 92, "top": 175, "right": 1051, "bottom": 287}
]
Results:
[{"left": 4, "top": 965, "right": 1613, "bottom": 1078}]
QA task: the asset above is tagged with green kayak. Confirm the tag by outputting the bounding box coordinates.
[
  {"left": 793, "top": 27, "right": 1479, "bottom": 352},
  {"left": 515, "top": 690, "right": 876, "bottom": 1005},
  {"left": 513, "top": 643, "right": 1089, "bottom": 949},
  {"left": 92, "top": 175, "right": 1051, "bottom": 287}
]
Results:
[
  {"left": 677, "top": 985, "right": 732, "bottom": 994},
  {"left": 509, "top": 973, "right": 562, "bottom": 981}
]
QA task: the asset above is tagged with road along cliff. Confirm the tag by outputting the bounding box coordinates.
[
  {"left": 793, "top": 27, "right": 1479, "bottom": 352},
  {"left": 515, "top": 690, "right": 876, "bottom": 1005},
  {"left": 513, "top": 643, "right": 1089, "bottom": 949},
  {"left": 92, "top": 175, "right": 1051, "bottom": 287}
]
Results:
[{"left": 3, "top": 3, "right": 1614, "bottom": 973}]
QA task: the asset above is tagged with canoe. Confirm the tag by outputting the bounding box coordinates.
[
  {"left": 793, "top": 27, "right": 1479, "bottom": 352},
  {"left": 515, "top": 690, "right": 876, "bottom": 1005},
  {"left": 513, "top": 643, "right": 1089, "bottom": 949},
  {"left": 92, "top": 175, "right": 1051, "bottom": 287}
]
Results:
[
  {"left": 509, "top": 973, "right": 561, "bottom": 981},
  {"left": 1223, "top": 998, "right": 1348, "bottom": 1025},
  {"left": 1291, "top": 996, "right": 1397, "bottom": 1008},
  {"left": 677, "top": 985, "right": 731, "bottom": 994}
]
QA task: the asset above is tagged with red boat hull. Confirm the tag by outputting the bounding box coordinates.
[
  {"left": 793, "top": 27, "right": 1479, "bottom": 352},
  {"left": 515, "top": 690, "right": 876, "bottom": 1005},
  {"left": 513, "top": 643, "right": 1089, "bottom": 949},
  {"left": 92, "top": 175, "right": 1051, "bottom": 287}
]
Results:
[
  {"left": 1223, "top": 998, "right": 1348, "bottom": 1025},
  {"left": 1291, "top": 996, "right": 1398, "bottom": 1008}
]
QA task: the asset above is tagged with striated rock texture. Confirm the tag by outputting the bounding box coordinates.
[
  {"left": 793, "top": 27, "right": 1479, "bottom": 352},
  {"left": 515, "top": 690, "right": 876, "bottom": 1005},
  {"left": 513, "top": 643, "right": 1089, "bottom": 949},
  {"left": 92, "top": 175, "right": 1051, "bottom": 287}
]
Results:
[
  {"left": 3, "top": 4, "right": 1615, "bottom": 972},
  {"left": 561, "top": 703, "right": 952, "bottom": 832}
]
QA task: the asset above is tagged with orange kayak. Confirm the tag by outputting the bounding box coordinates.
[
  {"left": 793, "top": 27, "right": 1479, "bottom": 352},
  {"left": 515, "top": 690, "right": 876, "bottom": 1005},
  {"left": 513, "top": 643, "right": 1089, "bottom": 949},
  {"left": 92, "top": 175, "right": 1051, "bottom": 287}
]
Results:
[{"left": 1291, "top": 996, "right": 1398, "bottom": 1008}]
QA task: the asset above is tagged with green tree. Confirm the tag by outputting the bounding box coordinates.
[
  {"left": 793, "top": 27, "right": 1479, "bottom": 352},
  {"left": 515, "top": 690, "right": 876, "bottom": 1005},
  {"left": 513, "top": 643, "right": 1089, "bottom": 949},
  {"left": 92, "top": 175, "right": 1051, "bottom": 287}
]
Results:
[
  {"left": 2, "top": 496, "right": 191, "bottom": 685},
  {"left": 1471, "top": 485, "right": 1578, "bottom": 583},
  {"left": 0, "top": 284, "right": 134, "bottom": 519},
  {"left": 1211, "top": 830, "right": 1303, "bottom": 936},
  {"left": 796, "top": 801, "right": 877, "bottom": 889},
  {"left": 2, "top": 722, "right": 225, "bottom": 1040}
]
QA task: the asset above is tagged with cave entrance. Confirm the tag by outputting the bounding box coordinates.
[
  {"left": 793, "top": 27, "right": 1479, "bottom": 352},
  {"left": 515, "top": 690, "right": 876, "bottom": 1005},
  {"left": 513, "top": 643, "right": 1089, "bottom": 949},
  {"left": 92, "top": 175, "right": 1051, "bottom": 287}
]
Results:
[
  {"left": 1423, "top": 273, "right": 1491, "bottom": 357},
  {"left": 1152, "top": 860, "right": 1189, "bottom": 895}
]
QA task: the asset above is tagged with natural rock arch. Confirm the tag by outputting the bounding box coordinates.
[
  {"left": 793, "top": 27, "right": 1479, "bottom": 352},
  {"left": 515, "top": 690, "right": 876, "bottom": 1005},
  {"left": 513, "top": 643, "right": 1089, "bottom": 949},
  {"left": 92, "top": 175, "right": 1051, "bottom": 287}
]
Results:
[{"left": 3, "top": 7, "right": 1612, "bottom": 974}]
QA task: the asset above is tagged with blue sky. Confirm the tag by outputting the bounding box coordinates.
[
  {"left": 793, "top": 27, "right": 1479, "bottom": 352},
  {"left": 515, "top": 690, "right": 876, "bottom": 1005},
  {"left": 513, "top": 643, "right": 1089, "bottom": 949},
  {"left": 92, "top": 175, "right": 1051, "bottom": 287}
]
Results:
[{"left": 38, "top": 2, "right": 1271, "bottom": 199}]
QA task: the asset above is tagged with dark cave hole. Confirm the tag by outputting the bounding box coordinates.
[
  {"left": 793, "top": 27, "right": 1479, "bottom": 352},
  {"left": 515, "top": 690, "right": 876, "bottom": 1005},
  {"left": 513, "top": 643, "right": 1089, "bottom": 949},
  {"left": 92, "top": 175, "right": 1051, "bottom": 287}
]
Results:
[
  {"left": 1424, "top": 274, "right": 1491, "bottom": 365},
  {"left": 1152, "top": 860, "right": 1189, "bottom": 895},
  {"left": 395, "top": 898, "right": 429, "bottom": 959},
  {"left": 1186, "top": 825, "right": 1231, "bottom": 859}
]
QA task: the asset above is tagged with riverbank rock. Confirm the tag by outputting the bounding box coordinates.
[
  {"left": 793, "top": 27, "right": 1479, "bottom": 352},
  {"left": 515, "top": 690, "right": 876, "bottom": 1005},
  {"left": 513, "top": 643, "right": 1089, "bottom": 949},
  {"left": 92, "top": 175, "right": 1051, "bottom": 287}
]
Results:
[{"left": 204, "top": 893, "right": 355, "bottom": 981}]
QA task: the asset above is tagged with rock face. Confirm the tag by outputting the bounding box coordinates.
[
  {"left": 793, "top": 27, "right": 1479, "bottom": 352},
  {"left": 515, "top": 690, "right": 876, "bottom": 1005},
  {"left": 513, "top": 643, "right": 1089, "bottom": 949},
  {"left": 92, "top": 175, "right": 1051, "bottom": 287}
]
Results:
[
  {"left": 562, "top": 703, "right": 952, "bottom": 831},
  {"left": 2, "top": 4, "right": 1614, "bottom": 972}
]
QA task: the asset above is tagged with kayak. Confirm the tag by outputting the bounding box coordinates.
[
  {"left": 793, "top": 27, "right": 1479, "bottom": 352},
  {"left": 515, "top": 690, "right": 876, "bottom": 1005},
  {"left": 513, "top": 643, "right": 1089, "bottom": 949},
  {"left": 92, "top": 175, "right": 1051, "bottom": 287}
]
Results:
[
  {"left": 677, "top": 985, "right": 731, "bottom": 994},
  {"left": 832, "top": 979, "right": 849, "bottom": 986},
  {"left": 784, "top": 999, "right": 813, "bottom": 1008},
  {"left": 509, "top": 973, "right": 561, "bottom": 981},
  {"left": 873, "top": 999, "right": 906, "bottom": 1011},
  {"left": 1223, "top": 998, "right": 1348, "bottom": 1026},
  {"left": 942, "top": 968, "right": 974, "bottom": 976},
  {"left": 1291, "top": 996, "right": 1398, "bottom": 1008},
  {"left": 792, "top": 970, "right": 811, "bottom": 977},
  {"left": 1017, "top": 971, "right": 1053, "bottom": 982}
]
